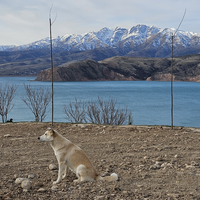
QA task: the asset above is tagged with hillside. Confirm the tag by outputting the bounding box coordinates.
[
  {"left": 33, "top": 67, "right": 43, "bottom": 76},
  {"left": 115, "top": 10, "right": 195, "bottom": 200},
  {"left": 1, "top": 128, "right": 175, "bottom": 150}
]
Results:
[
  {"left": 35, "top": 55, "right": 200, "bottom": 82},
  {"left": 1, "top": 24, "right": 200, "bottom": 76},
  {"left": 0, "top": 47, "right": 118, "bottom": 76}
]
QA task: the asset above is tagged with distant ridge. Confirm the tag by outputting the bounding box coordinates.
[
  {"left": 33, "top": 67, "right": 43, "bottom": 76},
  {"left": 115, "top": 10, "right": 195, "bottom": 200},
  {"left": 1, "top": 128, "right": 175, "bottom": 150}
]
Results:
[
  {"left": 35, "top": 55, "right": 200, "bottom": 82},
  {"left": 1, "top": 24, "right": 200, "bottom": 76}
]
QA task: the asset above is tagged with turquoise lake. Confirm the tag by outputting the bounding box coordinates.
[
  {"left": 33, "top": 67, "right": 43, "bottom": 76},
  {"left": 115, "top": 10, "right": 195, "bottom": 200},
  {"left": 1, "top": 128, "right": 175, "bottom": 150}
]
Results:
[{"left": 0, "top": 77, "right": 199, "bottom": 127}]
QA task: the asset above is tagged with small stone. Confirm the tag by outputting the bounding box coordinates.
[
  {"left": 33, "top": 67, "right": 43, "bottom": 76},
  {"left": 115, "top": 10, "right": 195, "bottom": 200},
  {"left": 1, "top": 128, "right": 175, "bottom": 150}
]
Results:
[
  {"left": 156, "top": 156, "right": 164, "bottom": 161},
  {"left": 21, "top": 180, "right": 31, "bottom": 191},
  {"left": 167, "top": 193, "right": 180, "bottom": 198},
  {"left": 76, "top": 124, "right": 87, "bottom": 128},
  {"left": 94, "top": 196, "right": 105, "bottom": 199},
  {"left": 28, "top": 174, "right": 35, "bottom": 179},
  {"left": 185, "top": 164, "right": 195, "bottom": 169},
  {"left": 38, "top": 188, "right": 47, "bottom": 192},
  {"left": 167, "top": 163, "right": 173, "bottom": 167},
  {"left": 137, "top": 185, "right": 143, "bottom": 188},
  {"left": 51, "top": 185, "right": 59, "bottom": 191},
  {"left": 150, "top": 164, "right": 160, "bottom": 170},
  {"left": 15, "top": 178, "right": 30, "bottom": 184},
  {"left": 138, "top": 165, "right": 145, "bottom": 169},
  {"left": 189, "top": 172, "right": 195, "bottom": 175},
  {"left": 191, "top": 161, "right": 199, "bottom": 166},
  {"left": 155, "top": 161, "right": 162, "bottom": 166},
  {"left": 34, "top": 182, "right": 44, "bottom": 188},
  {"left": 4, "top": 134, "right": 11, "bottom": 138},
  {"left": 161, "top": 162, "right": 167, "bottom": 168},
  {"left": 13, "top": 174, "right": 18, "bottom": 179},
  {"left": 49, "top": 164, "right": 57, "bottom": 170}
]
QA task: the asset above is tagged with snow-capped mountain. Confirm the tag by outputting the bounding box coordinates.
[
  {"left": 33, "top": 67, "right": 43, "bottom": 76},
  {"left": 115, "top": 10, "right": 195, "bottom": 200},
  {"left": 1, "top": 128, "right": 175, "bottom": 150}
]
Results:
[{"left": 1, "top": 24, "right": 200, "bottom": 58}]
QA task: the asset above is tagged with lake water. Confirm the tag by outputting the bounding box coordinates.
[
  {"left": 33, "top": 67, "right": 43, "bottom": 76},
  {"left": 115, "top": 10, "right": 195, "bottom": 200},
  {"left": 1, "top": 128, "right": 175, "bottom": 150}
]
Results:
[{"left": 0, "top": 77, "right": 199, "bottom": 127}]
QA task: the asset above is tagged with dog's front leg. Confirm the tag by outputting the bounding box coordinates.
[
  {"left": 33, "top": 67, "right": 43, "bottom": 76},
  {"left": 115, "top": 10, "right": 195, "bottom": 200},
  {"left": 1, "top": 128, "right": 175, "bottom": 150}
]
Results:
[
  {"left": 53, "top": 162, "right": 65, "bottom": 184},
  {"left": 62, "top": 165, "right": 69, "bottom": 179}
]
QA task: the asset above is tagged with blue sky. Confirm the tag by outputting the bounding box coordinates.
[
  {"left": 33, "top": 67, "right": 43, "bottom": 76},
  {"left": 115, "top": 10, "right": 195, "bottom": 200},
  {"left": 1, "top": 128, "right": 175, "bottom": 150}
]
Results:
[{"left": 0, "top": 0, "right": 199, "bottom": 45}]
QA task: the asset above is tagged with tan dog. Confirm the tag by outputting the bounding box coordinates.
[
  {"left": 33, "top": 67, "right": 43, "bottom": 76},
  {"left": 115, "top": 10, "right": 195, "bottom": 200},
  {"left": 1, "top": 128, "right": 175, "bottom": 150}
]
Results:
[{"left": 38, "top": 127, "right": 118, "bottom": 184}]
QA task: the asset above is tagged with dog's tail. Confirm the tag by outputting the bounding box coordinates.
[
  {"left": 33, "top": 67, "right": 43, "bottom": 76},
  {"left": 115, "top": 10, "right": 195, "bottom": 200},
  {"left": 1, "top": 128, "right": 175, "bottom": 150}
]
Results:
[{"left": 96, "top": 173, "right": 118, "bottom": 182}]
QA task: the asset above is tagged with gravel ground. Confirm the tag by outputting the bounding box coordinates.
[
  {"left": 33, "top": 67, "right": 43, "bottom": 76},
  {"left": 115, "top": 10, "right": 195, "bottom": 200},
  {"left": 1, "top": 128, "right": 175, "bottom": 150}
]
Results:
[{"left": 0, "top": 122, "right": 200, "bottom": 200}]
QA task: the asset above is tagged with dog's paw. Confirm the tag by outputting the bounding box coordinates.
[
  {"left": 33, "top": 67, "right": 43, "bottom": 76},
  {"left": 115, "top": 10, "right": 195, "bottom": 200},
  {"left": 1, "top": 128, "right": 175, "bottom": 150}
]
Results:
[
  {"left": 53, "top": 180, "right": 60, "bottom": 185},
  {"left": 62, "top": 174, "right": 66, "bottom": 179}
]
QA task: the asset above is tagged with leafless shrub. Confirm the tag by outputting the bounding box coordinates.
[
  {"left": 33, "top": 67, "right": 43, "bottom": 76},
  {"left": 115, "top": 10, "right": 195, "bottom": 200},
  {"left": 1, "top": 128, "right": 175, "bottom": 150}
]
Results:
[
  {"left": 63, "top": 98, "right": 86, "bottom": 123},
  {"left": 22, "top": 84, "right": 51, "bottom": 122},
  {"left": 64, "top": 97, "right": 129, "bottom": 125},
  {"left": 0, "top": 83, "right": 18, "bottom": 123}
]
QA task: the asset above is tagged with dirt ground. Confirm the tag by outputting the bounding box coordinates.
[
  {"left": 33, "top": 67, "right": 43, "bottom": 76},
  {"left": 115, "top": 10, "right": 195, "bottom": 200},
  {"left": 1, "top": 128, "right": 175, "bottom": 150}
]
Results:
[{"left": 1, "top": 122, "right": 200, "bottom": 200}]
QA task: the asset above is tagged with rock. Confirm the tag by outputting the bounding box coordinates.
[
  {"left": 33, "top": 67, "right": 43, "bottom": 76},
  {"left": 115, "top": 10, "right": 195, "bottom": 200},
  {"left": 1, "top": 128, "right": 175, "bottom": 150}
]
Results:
[
  {"left": 161, "top": 162, "right": 173, "bottom": 168},
  {"left": 167, "top": 193, "right": 180, "bottom": 198},
  {"left": 138, "top": 165, "right": 145, "bottom": 169},
  {"left": 51, "top": 185, "right": 59, "bottom": 191},
  {"left": 13, "top": 174, "right": 18, "bottom": 179},
  {"left": 34, "top": 182, "right": 44, "bottom": 188},
  {"left": 156, "top": 156, "right": 164, "bottom": 161},
  {"left": 21, "top": 180, "right": 31, "bottom": 191},
  {"left": 49, "top": 164, "right": 57, "bottom": 170},
  {"left": 4, "top": 134, "right": 11, "bottom": 138},
  {"left": 75, "top": 124, "right": 87, "bottom": 128},
  {"left": 28, "top": 174, "right": 35, "bottom": 179},
  {"left": 150, "top": 164, "right": 160, "bottom": 170},
  {"left": 15, "top": 178, "right": 30, "bottom": 184},
  {"left": 137, "top": 185, "right": 143, "bottom": 188},
  {"left": 94, "top": 196, "right": 105, "bottom": 199},
  {"left": 38, "top": 188, "right": 47, "bottom": 192},
  {"left": 155, "top": 161, "right": 162, "bottom": 166},
  {"left": 100, "top": 129, "right": 105, "bottom": 134},
  {"left": 189, "top": 172, "right": 195, "bottom": 175},
  {"left": 185, "top": 164, "right": 195, "bottom": 169},
  {"left": 191, "top": 161, "right": 199, "bottom": 166}
]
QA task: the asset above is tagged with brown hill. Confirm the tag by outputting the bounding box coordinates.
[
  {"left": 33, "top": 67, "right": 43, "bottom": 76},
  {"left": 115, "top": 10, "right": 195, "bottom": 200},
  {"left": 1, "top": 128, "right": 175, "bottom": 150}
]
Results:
[{"left": 35, "top": 55, "right": 200, "bottom": 82}]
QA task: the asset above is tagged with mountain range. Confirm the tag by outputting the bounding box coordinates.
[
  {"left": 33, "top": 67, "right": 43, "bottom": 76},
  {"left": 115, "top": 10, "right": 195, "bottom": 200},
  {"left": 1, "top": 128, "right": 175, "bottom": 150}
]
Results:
[
  {"left": 1, "top": 24, "right": 200, "bottom": 56},
  {"left": 1, "top": 24, "right": 200, "bottom": 76}
]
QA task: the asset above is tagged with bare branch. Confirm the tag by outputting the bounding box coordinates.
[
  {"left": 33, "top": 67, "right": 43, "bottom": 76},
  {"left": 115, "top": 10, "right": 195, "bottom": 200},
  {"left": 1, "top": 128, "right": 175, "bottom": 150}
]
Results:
[
  {"left": 49, "top": 4, "right": 57, "bottom": 26},
  {"left": 22, "top": 84, "right": 51, "bottom": 122},
  {"left": 174, "top": 9, "right": 187, "bottom": 36},
  {"left": 0, "top": 83, "right": 18, "bottom": 123},
  {"left": 64, "top": 97, "right": 129, "bottom": 125}
]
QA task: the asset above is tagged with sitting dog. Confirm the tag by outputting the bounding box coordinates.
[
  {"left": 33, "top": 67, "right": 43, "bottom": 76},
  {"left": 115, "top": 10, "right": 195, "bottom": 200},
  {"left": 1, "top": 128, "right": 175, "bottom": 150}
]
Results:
[{"left": 38, "top": 127, "right": 118, "bottom": 184}]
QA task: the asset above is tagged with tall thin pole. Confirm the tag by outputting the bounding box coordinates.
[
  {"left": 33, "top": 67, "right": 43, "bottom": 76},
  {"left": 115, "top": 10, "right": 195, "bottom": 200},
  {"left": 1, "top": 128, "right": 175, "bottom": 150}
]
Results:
[
  {"left": 170, "top": 9, "right": 186, "bottom": 130},
  {"left": 171, "top": 35, "right": 174, "bottom": 129},
  {"left": 49, "top": 6, "right": 56, "bottom": 127},
  {"left": 49, "top": 17, "right": 54, "bottom": 127}
]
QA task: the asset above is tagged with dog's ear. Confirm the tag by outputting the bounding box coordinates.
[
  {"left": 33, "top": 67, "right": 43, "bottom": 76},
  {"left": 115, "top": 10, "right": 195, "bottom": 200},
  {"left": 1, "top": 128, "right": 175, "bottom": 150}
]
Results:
[
  {"left": 50, "top": 129, "right": 56, "bottom": 137},
  {"left": 47, "top": 127, "right": 57, "bottom": 137}
]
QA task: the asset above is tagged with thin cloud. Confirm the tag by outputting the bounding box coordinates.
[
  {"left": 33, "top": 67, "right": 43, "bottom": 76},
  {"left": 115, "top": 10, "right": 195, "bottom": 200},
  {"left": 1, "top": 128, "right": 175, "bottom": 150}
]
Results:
[{"left": 0, "top": 0, "right": 200, "bottom": 45}]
